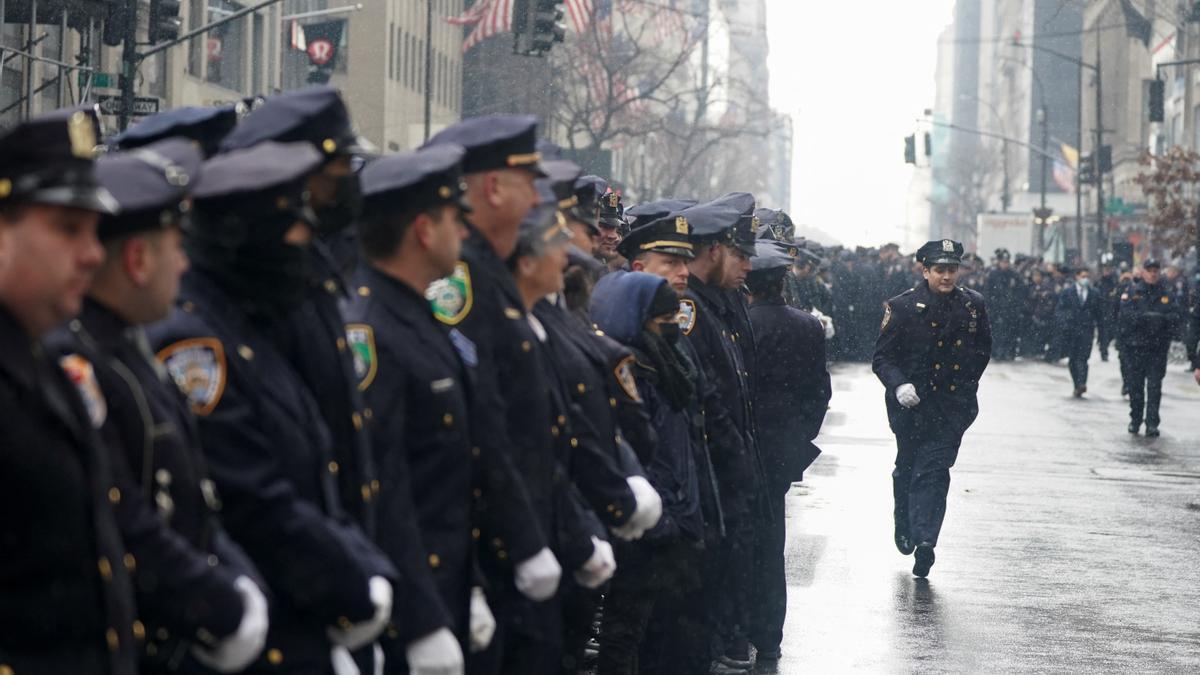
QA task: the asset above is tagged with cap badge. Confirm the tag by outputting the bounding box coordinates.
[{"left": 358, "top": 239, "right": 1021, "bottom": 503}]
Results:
[
  {"left": 608, "top": 193, "right": 619, "bottom": 207},
  {"left": 941, "top": 239, "right": 953, "bottom": 252},
  {"left": 67, "top": 111, "right": 97, "bottom": 159},
  {"left": 438, "top": 186, "right": 453, "bottom": 199},
  {"left": 0, "top": 178, "right": 11, "bottom": 199},
  {"left": 322, "top": 138, "right": 337, "bottom": 154},
  {"left": 675, "top": 216, "right": 688, "bottom": 234}
]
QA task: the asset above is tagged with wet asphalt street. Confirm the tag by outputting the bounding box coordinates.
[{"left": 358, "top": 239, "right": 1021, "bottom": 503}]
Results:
[{"left": 765, "top": 354, "right": 1200, "bottom": 673}]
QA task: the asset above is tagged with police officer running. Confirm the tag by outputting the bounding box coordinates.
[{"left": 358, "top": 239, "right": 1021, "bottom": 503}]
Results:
[{"left": 873, "top": 239, "right": 992, "bottom": 578}]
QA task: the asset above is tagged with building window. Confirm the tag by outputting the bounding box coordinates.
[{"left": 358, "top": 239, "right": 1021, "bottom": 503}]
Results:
[
  {"left": 389, "top": 22, "right": 395, "bottom": 80},
  {"left": 206, "top": 0, "right": 246, "bottom": 92}
]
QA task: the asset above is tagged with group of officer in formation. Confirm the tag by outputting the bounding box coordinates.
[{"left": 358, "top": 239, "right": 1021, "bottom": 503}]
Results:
[
  {"left": 809, "top": 243, "right": 1197, "bottom": 434},
  {"left": 0, "top": 86, "right": 837, "bottom": 675}
]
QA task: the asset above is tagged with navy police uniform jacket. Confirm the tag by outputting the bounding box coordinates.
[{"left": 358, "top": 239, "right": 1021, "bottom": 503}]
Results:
[
  {"left": 344, "top": 266, "right": 476, "bottom": 651},
  {"left": 0, "top": 305, "right": 140, "bottom": 675},
  {"left": 749, "top": 297, "right": 830, "bottom": 485},
  {"left": 49, "top": 298, "right": 254, "bottom": 672},
  {"left": 873, "top": 282, "right": 992, "bottom": 443},
  {"left": 1118, "top": 280, "right": 1183, "bottom": 351},
  {"left": 149, "top": 270, "right": 398, "bottom": 671}
]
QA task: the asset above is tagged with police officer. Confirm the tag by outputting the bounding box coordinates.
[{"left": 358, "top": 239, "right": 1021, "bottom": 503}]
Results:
[
  {"left": 1054, "top": 266, "right": 1102, "bottom": 397},
  {"left": 745, "top": 240, "right": 830, "bottom": 663},
  {"left": 49, "top": 137, "right": 272, "bottom": 674},
  {"left": 873, "top": 239, "right": 992, "bottom": 578},
  {"left": 149, "top": 141, "right": 397, "bottom": 672},
  {"left": 984, "top": 248, "right": 1023, "bottom": 361},
  {"left": 1117, "top": 259, "right": 1182, "bottom": 437},
  {"left": 598, "top": 190, "right": 626, "bottom": 272},
  {"left": 679, "top": 200, "right": 761, "bottom": 672},
  {"left": 345, "top": 144, "right": 497, "bottom": 674},
  {"left": 1096, "top": 255, "right": 1120, "bottom": 362}
]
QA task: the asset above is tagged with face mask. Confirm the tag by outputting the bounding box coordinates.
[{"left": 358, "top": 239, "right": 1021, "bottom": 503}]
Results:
[
  {"left": 314, "top": 172, "right": 363, "bottom": 234},
  {"left": 1078, "top": 278, "right": 1090, "bottom": 288},
  {"left": 659, "top": 321, "right": 681, "bottom": 345}
]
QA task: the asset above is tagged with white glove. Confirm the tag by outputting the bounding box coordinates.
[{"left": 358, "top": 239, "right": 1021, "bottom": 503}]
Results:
[
  {"left": 468, "top": 587, "right": 496, "bottom": 653},
  {"left": 513, "top": 547, "right": 562, "bottom": 601},
  {"left": 573, "top": 536, "right": 616, "bottom": 589},
  {"left": 896, "top": 383, "right": 921, "bottom": 409},
  {"left": 610, "top": 475, "right": 662, "bottom": 541},
  {"left": 406, "top": 627, "right": 464, "bottom": 675},
  {"left": 330, "top": 646, "right": 360, "bottom": 675},
  {"left": 190, "top": 575, "right": 269, "bottom": 673},
  {"left": 326, "top": 576, "right": 393, "bottom": 651}
]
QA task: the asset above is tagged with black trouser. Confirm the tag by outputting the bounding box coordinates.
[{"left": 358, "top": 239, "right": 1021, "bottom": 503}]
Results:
[
  {"left": 561, "top": 582, "right": 601, "bottom": 674},
  {"left": 1126, "top": 347, "right": 1169, "bottom": 427},
  {"left": 893, "top": 435, "right": 960, "bottom": 547},
  {"left": 1066, "top": 335, "right": 1093, "bottom": 389},
  {"left": 748, "top": 480, "right": 790, "bottom": 657},
  {"left": 1097, "top": 319, "right": 1116, "bottom": 358},
  {"left": 598, "top": 538, "right": 703, "bottom": 675},
  {"left": 468, "top": 595, "right": 562, "bottom": 675}
]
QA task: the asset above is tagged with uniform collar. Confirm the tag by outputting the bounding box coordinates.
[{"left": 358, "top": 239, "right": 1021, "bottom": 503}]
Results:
[
  {"left": 0, "top": 303, "right": 39, "bottom": 391},
  {"left": 76, "top": 296, "right": 134, "bottom": 347},
  {"left": 363, "top": 265, "right": 429, "bottom": 317}
]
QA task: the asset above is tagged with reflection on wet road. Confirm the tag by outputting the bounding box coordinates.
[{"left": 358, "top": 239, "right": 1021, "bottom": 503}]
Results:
[{"left": 769, "top": 356, "right": 1200, "bottom": 672}]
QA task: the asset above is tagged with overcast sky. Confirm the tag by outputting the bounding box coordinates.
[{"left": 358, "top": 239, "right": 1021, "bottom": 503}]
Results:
[{"left": 766, "top": 0, "right": 956, "bottom": 248}]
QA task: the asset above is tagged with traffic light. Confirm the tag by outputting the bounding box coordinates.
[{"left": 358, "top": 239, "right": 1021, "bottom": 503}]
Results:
[
  {"left": 1098, "top": 144, "right": 1112, "bottom": 174},
  {"left": 531, "top": 1, "right": 566, "bottom": 55},
  {"left": 1032, "top": 207, "right": 1054, "bottom": 225},
  {"left": 148, "top": 0, "right": 182, "bottom": 45},
  {"left": 1149, "top": 79, "right": 1164, "bottom": 122},
  {"left": 103, "top": 0, "right": 132, "bottom": 47},
  {"left": 923, "top": 132, "right": 932, "bottom": 157},
  {"left": 904, "top": 135, "right": 916, "bottom": 164},
  {"left": 1079, "top": 153, "right": 1095, "bottom": 185}
]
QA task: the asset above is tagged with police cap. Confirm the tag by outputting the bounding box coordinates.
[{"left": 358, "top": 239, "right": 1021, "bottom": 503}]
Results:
[
  {"left": 755, "top": 207, "right": 794, "bottom": 241},
  {"left": 916, "top": 239, "right": 965, "bottom": 266},
  {"left": 625, "top": 198, "right": 698, "bottom": 230},
  {"left": 708, "top": 192, "right": 757, "bottom": 256},
  {"left": 994, "top": 247, "right": 1011, "bottom": 261},
  {"left": 220, "top": 85, "right": 370, "bottom": 158},
  {"left": 680, "top": 200, "right": 741, "bottom": 249},
  {"left": 617, "top": 211, "right": 693, "bottom": 260},
  {"left": 1143, "top": 257, "right": 1162, "bottom": 270},
  {"left": 95, "top": 138, "right": 204, "bottom": 241},
  {"left": 567, "top": 175, "right": 606, "bottom": 234},
  {"left": 749, "top": 239, "right": 794, "bottom": 274},
  {"left": 542, "top": 159, "right": 584, "bottom": 209},
  {"left": 0, "top": 105, "right": 117, "bottom": 214},
  {"left": 513, "top": 179, "right": 571, "bottom": 258},
  {"left": 111, "top": 105, "right": 238, "bottom": 158},
  {"left": 424, "top": 114, "right": 546, "bottom": 176},
  {"left": 598, "top": 189, "right": 624, "bottom": 229},
  {"left": 361, "top": 143, "right": 468, "bottom": 216},
  {"left": 192, "top": 141, "right": 322, "bottom": 222}
]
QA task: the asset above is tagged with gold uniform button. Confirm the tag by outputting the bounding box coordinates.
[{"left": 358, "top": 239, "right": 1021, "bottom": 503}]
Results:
[
  {"left": 949, "top": 384, "right": 957, "bottom": 391},
  {"left": 443, "top": 413, "right": 454, "bottom": 427},
  {"left": 108, "top": 486, "right": 121, "bottom": 504},
  {"left": 357, "top": 286, "right": 371, "bottom": 297},
  {"left": 937, "top": 341, "right": 943, "bottom": 347},
  {"left": 521, "top": 341, "right": 532, "bottom": 353},
  {"left": 570, "top": 437, "right": 579, "bottom": 448},
  {"left": 324, "top": 279, "right": 338, "bottom": 293},
  {"left": 471, "top": 446, "right": 481, "bottom": 458},
  {"left": 132, "top": 620, "right": 146, "bottom": 640},
  {"left": 614, "top": 510, "right": 624, "bottom": 519},
  {"left": 606, "top": 504, "right": 616, "bottom": 513},
  {"left": 576, "top": 383, "right": 586, "bottom": 394},
  {"left": 123, "top": 553, "right": 136, "bottom": 572},
  {"left": 609, "top": 397, "right": 617, "bottom": 407},
  {"left": 336, "top": 337, "right": 347, "bottom": 352},
  {"left": 98, "top": 557, "right": 113, "bottom": 581},
  {"left": 0, "top": 665, "right": 13, "bottom": 675},
  {"left": 955, "top": 339, "right": 962, "bottom": 346},
  {"left": 328, "top": 461, "right": 340, "bottom": 475},
  {"left": 364, "top": 408, "right": 374, "bottom": 420},
  {"left": 428, "top": 554, "right": 441, "bottom": 568},
  {"left": 931, "top": 385, "right": 938, "bottom": 391},
  {"left": 557, "top": 415, "right": 567, "bottom": 425},
  {"left": 371, "top": 479, "right": 381, "bottom": 494},
  {"left": 106, "top": 627, "right": 120, "bottom": 650},
  {"left": 550, "top": 425, "right": 560, "bottom": 437},
  {"left": 361, "top": 485, "right": 372, "bottom": 502},
  {"left": 472, "top": 528, "right": 481, "bottom": 540},
  {"left": 352, "top": 412, "right": 364, "bottom": 430},
  {"left": 953, "top": 364, "right": 961, "bottom": 371},
  {"left": 237, "top": 345, "right": 254, "bottom": 360},
  {"left": 267, "top": 648, "right": 283, "bottom": 665},
  {"left": 934, "top": 364, "right": 941, "bottom": 370}
]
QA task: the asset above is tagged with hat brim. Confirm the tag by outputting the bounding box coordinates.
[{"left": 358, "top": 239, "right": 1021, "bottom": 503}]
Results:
[
  {"left": 642, "top": 245, "right": 695, "bottom": 260},
  {"left": 922, "top": 255, "right": 961, "bottom": 267},
  {"left": 735, "top": 242, "right": 757, "bottom": 257},
  {"left": 24, "top": 185, "right": 120, "bottom": 215}
]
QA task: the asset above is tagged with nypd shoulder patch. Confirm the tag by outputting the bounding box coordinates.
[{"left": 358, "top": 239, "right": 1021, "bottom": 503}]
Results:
[
  {"left": 156, "top": 338, "right": 227, "bottom": 416},
  {"left": 677, "top": 299, "right": 697, "bottom": 336},
  {"left": 59, "top": 354, "right": 107, "bottom": 428},
  {"left": 613, "top": 355, "right": 641, "bottom": 402},
  {"left": 345, "top": 324, "right": 378, "bottom": 392},
  {"left": 427, "top": 261, "right": 473, "bottom": 326}
]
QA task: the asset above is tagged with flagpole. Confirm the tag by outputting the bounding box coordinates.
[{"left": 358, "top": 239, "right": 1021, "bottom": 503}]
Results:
[{"left": 424, "top": 0, "right": 433, "bottom": 142}]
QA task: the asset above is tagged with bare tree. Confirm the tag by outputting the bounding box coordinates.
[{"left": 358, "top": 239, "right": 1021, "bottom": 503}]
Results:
[
  {"left": 935, "top": 147, "right": 1004, "bottom": 242},
  {"left": 1133, "top": 147, "right": 1200, "bottom": 255}
]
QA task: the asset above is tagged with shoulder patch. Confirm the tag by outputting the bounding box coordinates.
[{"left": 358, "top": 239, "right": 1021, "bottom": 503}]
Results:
[
  {"left": 427, "top": 261, "right": 473, "bottom": 325},
  {"left": 345, "top": 324, "right": 378, "bottom": 391},
  {"left": 677, "top": 299, "right": 697, "bottom": 336},
  {"left": 613, "top": 355, "right": 641, "bottom": 402},
  {"left": 156, "top": 338, "right": 227, "bottom": 416},
  {"left": 880, "top": 303, "right": 892, "bottom": 331},
  {"left": 59, "top": 354, "right": 107, "bottom": 428}
]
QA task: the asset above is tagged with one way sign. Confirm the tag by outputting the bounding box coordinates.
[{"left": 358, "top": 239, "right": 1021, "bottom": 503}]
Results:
[{"left": 95, "top": 95, "right": 161, "bottom": 117}]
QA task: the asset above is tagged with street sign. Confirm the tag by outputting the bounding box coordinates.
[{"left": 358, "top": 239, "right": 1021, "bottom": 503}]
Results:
[
  {"left": 79, "top": 72, "right": 117, "bottom": 88},
  {"left": 95, "top": 95, "right": 161, "bottom": 117}
]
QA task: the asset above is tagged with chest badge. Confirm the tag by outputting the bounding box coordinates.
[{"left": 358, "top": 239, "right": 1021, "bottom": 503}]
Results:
[
  {"left": 677, "top": 299, "right": 697, "bottom": 336},
  {"left": 345, "top": 324, "right": 378, "bottom": 391},
  {"left": 880, "top": 303, "right": 892, "bottom": 331},
  {"left": 613, "top": 355, "right": 642, "bottom": 403},
  {"left": 156, "top": 338, "right": 226, "bottom": 416},
  {"left": 426, "top": 261, "right": 473, "bottom": 326},
  {"left": 59, "top": 354, "right": 107, "bottom": 428}
]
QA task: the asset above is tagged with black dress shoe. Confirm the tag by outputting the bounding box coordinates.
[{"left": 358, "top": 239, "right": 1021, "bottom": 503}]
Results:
[
  {"left": 1146, "top": 426, "right": 1160, "bottom": 438},
  {"left": 1128, "top": 422, "right": 1140, "bottom": 435},
  {"left": 912, "top": 544, "right": 935, "bottom": 578},
  {"left": 895, "top": 530, "right": 914, "bottom": 555}
]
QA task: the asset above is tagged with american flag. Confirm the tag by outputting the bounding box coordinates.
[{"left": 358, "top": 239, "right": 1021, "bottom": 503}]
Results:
[
  {"left": 564, "top": 0, "right": 595, "bottom": 34},
  {"left": 447, "top": 0, "right": 514, "bottom": 54}
]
